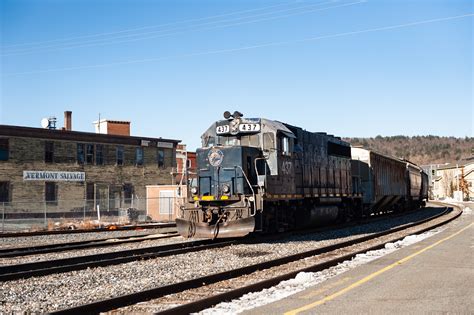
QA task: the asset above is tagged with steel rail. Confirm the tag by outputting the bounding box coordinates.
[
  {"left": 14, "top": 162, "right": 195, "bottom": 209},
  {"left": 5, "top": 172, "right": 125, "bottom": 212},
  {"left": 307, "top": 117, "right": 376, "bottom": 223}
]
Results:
[
  {"left": 0, "top": 222, "right": 176, "bottom": 238},
  {"left": 51, "top": 205, "right": 458, "bottom": 315},
  {"left": 159, "top": 206, "right": 461, "bottom": 315},
  {"left": 0, "top": 232, "right": 179, "bottom": 258},
  {"left": 0, "top": 238, "right": 238, "bottom": 282}
]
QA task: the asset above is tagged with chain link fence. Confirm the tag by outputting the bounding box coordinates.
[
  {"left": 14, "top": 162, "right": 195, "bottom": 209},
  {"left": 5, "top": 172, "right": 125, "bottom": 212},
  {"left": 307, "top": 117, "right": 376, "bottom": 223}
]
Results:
[{"left": 1, "top": 196, "right": 186, "bottom": 233}]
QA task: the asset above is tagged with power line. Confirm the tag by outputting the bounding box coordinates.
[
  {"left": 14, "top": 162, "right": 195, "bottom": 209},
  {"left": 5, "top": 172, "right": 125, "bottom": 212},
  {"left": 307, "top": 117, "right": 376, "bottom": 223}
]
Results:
[
  {"left": 2, "top": 0, "right": 299, "bottom": 49},
  {"left": 2, "top": 0, "right": 357, "bottom": 56},
  {"left": 4, "top": 12, "right": 472, "bottom": 77}
]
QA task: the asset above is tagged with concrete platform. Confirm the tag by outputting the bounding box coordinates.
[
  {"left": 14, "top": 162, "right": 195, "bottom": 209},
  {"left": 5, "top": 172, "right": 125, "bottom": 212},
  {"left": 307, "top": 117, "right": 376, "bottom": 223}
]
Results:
[{"left": 244, "top": 211, "right": 473, "bottom": 315}]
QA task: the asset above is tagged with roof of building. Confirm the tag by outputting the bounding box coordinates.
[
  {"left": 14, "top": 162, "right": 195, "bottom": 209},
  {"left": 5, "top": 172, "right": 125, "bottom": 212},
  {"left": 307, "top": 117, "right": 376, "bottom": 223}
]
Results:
[
  {"left": 0, "top": 124, "right": 180, "bottom": 146},
  {"left": 421, "top": 158, "right": 474, "bottom": 170},
  {"left": 93, "top": 119, "right": 131, "bottom": 124},
  {"left": 436, "top": 159, "right": 474, "bottom": 170}
]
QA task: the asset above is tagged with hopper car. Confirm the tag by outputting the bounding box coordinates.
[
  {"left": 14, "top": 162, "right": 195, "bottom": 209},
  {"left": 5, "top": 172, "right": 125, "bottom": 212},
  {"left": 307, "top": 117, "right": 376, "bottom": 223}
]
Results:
[{"left": 176, "top": 111, "right": 428, "bottom": 239}]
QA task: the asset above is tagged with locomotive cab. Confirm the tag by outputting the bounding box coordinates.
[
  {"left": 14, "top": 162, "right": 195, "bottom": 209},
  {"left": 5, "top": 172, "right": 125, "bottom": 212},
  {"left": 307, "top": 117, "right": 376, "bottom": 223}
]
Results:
[{"left": 177, "top": 111, "right": 271, "bottom": 239}]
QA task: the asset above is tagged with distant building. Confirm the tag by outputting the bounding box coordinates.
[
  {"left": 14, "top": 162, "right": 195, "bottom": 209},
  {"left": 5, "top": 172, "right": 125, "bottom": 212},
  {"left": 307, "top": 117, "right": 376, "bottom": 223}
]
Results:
[
  {"left": 174, "top": 144, "right": 197, "bottom": 185},
  {"left": 0, "top": 111, "right": 180, "bottom": 218},
  {"left": 423, "top": 159, "right": 474, "bottom": 200},
  {"left": 145, "top": 144, "right": 196, "bottom": 222}
]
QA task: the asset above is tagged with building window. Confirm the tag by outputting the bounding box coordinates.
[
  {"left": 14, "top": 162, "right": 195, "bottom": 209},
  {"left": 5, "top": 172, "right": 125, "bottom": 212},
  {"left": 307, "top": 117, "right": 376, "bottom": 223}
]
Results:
[
  {"left": 96, "top": 145, "right": 104, "bottom": 165},
  {"left": 186, "top": 159, "right": 192, "bottom": 169},
  {"left": 45, "top": 182, "right": 57, "bottom": 203},
  {"left": 86, "top": 183, "right": 94, "bottom": 201},
  {"left": 0, "top": 182, "right": 10, "bottom": 202},
  {"left": 157, "top": 148, "right": 165, "bottom": 168},
  {"left": 86, "top": 144, "right": 94, "bottom": 164},
  {"left": 116, "top": 146, "right": 124, "bottom": 165},
  {"left": 77, "top": 143, "right": 85, "bottom": 165},
  {"left": 0, "top": 138, "right": 9, "bottom": 161},
  {"left": 45, "top": 141, "right": 54, "bottom": 163},
  {"left": 123, "top": 183, "right": 133, "bottom": 201},
  {"left": 136, "top": 147, "right": 144, "bottom": 166}
]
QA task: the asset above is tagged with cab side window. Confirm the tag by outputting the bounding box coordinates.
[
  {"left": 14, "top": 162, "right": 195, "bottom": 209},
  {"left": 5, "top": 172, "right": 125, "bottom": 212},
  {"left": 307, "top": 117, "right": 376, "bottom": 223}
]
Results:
[{"left": 280, "top": 136, "right": 291, "bottom": 156}]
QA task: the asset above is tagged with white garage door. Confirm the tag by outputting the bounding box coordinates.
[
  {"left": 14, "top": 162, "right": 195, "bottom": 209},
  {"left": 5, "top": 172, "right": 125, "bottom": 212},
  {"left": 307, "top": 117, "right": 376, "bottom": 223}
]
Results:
[{"left": 159, "top": 190, "right": 174, "bottom": 214}]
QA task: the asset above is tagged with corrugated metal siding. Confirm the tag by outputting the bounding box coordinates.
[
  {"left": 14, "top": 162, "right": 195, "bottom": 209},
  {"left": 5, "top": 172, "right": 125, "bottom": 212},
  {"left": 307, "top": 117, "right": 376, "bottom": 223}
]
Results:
[{"left": 371, "top": 152, "right": 407, "bottom": 199}]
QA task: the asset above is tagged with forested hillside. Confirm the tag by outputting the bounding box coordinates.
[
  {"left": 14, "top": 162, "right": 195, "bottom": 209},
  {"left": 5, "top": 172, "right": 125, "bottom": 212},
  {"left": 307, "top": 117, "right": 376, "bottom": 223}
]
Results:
[{"left": 344, "top": 136, "right": 474, "bottom": 165}]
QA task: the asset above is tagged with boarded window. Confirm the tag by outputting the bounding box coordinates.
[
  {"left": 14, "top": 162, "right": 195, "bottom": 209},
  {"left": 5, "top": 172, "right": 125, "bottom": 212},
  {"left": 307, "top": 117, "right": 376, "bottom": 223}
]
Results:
[
  {"left": 116, "top": 146, "right": 124, "bottom": 165},
  {"left": 45, "top": 182, "right": 57, "bottom": 203},
  {"left": 86, "top": 183, "right": 95, "bottom": 201},
  {"left": 0, "top": 138, "right": 9, "bottom": 161},
  {"left": 45, "top": 141, "right": 54, "bottom": 163},
  {"left": 0, "top": 182, "right": 10, "bottom": 202}
]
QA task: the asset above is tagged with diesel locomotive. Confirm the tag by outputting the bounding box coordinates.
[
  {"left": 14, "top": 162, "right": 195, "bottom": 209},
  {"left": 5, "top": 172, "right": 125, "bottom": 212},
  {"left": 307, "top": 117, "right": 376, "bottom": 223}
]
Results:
[{"left": 176, "top": 111, "right": 428, "bottom": 239}]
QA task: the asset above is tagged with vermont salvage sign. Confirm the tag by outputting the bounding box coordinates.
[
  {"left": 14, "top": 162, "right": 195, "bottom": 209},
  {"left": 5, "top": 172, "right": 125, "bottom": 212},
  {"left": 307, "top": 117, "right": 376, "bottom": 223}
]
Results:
[{"left": 23, "top": 171, "right": 85, "bottom": 182}]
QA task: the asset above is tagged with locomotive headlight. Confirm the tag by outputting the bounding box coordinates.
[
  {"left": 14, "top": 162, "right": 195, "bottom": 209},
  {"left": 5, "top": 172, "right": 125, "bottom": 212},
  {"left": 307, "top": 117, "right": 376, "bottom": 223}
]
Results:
[
  {"left": 191, "top": 187, "right": 198, "bottom": 195},
  {"left": 222, "top": 184, "right": 230, "bottom": 194}
]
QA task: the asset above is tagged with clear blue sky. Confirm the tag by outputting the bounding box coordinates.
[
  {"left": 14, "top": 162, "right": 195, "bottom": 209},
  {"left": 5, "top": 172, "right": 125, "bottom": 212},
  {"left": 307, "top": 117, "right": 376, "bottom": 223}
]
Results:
[{"left": 1, "top": 0, "right": 472, "bottom": 150}]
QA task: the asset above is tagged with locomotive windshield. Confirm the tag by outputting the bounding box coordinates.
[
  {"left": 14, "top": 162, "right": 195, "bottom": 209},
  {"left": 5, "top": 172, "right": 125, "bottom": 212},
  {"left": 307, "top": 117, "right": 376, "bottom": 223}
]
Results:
[{"left": 202, "top": 132, "right": 260, "bottom": 148}]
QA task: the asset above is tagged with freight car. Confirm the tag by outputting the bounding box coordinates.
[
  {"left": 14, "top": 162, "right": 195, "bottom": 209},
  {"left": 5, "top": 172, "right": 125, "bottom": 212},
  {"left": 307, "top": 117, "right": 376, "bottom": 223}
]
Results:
[
  {"left": 351, "top": 148, "right": 428, "bottom": 214},
  {"left": 176, "top": 112, "right": 428, "bottom": 239}
]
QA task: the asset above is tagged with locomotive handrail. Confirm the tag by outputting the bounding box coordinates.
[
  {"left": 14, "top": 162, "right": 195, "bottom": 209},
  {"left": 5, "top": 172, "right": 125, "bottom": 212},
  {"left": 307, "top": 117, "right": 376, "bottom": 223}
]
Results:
[
  {"left": 236, "top": 165, "right": 256, "bottom": 216},
  {"left": 254, "top": 157, "right": 267, "bottom": 188}
]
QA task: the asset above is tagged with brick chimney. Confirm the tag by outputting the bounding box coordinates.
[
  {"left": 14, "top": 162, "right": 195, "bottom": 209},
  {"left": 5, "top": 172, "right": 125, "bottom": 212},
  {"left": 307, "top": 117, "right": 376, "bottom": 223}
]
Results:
[
  {"left": 64, "top": 111, "right": 72, "bottom": 131},
  {"left": 93, "top": 119, "right": 130, "bottom": 136}
]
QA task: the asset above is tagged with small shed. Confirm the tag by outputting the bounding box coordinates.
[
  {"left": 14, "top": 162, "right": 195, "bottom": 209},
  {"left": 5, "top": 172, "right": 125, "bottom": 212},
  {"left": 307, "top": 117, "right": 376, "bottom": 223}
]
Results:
[{"left": 146, "top": 185, "right": 187, "bottom": 222}]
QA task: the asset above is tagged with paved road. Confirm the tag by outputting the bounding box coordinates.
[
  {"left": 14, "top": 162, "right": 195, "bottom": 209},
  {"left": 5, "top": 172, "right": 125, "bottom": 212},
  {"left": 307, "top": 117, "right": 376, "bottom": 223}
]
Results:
[{"left": 244, "top": 210, "right": 473, "bottom": 315}]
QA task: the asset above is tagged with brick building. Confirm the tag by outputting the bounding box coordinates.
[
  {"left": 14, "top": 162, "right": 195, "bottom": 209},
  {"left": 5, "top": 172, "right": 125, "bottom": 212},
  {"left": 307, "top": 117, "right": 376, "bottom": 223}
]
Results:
[
  {"left": 174, "top": 144, "right": 197, "bottom": 185},
  {"left": 145, "top": 144, "right": 196, "bottom": 222},
  {"left": 0, "top": 113, "right": 180, "bottom": 219}
]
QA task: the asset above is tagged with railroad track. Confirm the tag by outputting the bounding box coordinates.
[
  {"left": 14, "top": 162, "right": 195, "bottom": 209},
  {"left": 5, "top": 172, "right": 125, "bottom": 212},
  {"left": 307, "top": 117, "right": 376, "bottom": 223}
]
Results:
[
  {"left": 0, "top": 222, "right": 176, "bottom": 238},
  {"left": 51, "top": 204, "right": 461, "bottom": 315},
  {"left": 0, "top": 205, "right": 434, "bottom": 272},
  {"left": 0, "top": 232, "right": 179, "bottom": 258},
  {"left": 0, "top": 238, "right": 239, "bottom": 281}
]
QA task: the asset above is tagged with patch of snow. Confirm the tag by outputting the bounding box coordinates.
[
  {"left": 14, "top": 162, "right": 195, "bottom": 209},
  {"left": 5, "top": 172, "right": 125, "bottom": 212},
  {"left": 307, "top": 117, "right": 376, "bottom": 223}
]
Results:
[{"left": 198, "top": 229, "right": 442, "bottom": 315}]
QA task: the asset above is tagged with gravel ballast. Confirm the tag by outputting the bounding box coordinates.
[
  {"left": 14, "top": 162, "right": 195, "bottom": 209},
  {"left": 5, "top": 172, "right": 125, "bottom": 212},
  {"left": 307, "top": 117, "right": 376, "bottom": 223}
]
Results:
[
  {"left": 0, "top": 207, "right": 450, "bottom": 313},
  {"left": 0, "top": 228, "right": 173, "bottom": 249}
]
